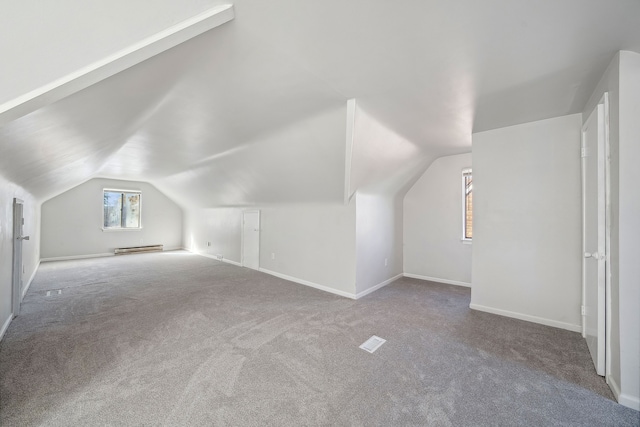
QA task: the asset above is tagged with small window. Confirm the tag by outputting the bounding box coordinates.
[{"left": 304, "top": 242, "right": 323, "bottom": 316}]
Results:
[
  {"left": 103, "top": 190, "right": 141, "bottom": 230},
  {"left": 462, "top": 168, "right": 472, "bottom": 240}
]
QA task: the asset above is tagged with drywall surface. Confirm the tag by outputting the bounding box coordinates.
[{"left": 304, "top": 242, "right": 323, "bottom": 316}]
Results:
[
  {"left": 0, "top": 0, "right": 226, "bottom": 106},
  {"left": 0, "top": 176, "right": 40, "bottom": 338},
  {"left": 184, "top": 207, "right": 242, "bottom": 263},
  {"left": 260, "top": 203, "right": 356, "bottom": 295},
  {"left": 184, "top": 202, "right": 357, "bottom": 296},
  {"left": 41, "top": 178, "right": 182, "bottom": 259},
  {"left": 471, "top": 114, "right": 583, "bottom": 331},
  {"left": 355, "top": 193, "right": 403, "bottom": 295},
  {"left": 403, "top": 153, "right": 472, "bottom": 285},
  {"left": 583, "top": 52, "right": 622, "bottom": 396},
  {"left": 617, "top": 50, "right": 640, "bottom": 409},
  {"left": 348, "top": 101, "right": 430, "bottom": 198}
]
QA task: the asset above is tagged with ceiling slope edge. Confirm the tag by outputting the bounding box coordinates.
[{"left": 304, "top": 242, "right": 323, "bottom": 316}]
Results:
[{"left": 0, "top": 4, "right": 234, "bottom": 127}]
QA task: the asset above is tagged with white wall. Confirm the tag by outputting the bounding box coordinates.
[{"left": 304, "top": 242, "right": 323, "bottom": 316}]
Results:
[
  {"left": 0, "top": 0, "right": 225, "bottom": 106},
  {"left": 348, "top": 101, "right": 428, "bottom": 197},
  {"left": 583, "top": 51, "right": 622, "bottom": 397},
  {"left": 184, "top": 207, "right": 242, "bottom": 262},
  {"left": 0, "top": 176, "right": 40, "bottom": 339},
  {"left": 355, "top": 193, "right": 403, "bottom": 296},
  {"left": 41, "top": 178, "right": 182, "bottom": 259},
  {"left": 471, "top": 114, "right": 583, "bottom": 332},
  {"left": 403, "top": 153, "right": 472, "bottom": 285},
  {"left": 582, "top": 51, "right": 640, "bottom": 410},
  {"left": 184, "top": 202, "right": 357, "bottom": 297},
  {"left": 617, "top": 50, "right": 640, "bottom": 411}
]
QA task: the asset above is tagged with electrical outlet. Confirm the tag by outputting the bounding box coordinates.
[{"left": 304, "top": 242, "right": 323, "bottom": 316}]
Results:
[
  {"left": 207, "top": 242, "right": 211, "bottom": 247},
  {"left": 271, "top": 253, "right": 275, "bottom": 260},
  {"left": 384, "top": 258, "right": 388, "bottom": 267}
]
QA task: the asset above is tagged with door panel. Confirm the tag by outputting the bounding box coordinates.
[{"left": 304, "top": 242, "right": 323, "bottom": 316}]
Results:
[
  {"left": 242, "top": 211, "right": 260, "bottom": 270},
  {"left": 12, "top": 199, "right": 24, "bottom": 317},
  {"left": 582, "top": 104, "right": 606, "bottom": 376}
]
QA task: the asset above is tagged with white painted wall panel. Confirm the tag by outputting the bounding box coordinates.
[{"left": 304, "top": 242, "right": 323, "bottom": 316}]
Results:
[
  {"left": 184, "top": 203, "right": 357, "bottom": 296},
  {"left": 617, "top": 50, "right": 640, "bottom": 409},
  {"left": 582, "top": 51, "right": 622, "bottom": 401},
  {"left": 0, "top": 0, "right": 227, "bottom": 106},
  {"left": 260, "top": 203, "right": 356, "bottom": 295},
  {"left": 471, "top": 114, "right": 583, "bottom": 331},
  {"left": 184, "top": 207, "right": 242, "bottom": 263},
  {"left": 581, "top": 50, "right": 640, "bottom": 410},
  {"left": 355, "top": 193, "right": 403, "bottom": 294},
  {"left": 404, "top": 153, "right": 472, "bottom": 284},
  {"left": 40, "top": 178, "right": 182, "bottom": 259},
  {"left": 0, "top": 176, "right": 40, "bottom": 336}
]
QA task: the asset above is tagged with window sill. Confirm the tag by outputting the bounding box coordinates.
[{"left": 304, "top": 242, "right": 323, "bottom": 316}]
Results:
[
  {"left": 461, "top": 239, "right": 472, "bottom": 245},
  {"left": 102, "top": 227, "right": 143, "bottom": 232}
]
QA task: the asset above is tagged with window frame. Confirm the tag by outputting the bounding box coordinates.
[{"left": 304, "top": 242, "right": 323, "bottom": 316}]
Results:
[
  {"left": 461, "top": 168, "right": 472, "bottom": 243},
  {"left": 102, "top": 188, "right": 143, "bottom": 231}
]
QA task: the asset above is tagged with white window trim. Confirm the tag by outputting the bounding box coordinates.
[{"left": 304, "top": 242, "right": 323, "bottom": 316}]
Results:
[
  {"left": 461, "top": 168, "right": 472, "bottom": 243},
  {"left": 102, "top": 188, "right": 143, "bottom": 231}
]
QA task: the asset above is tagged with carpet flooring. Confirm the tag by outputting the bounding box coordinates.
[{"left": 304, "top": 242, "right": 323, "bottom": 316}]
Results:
[{"left": 1, "top": 251, "right": 638, "bottom": 426}]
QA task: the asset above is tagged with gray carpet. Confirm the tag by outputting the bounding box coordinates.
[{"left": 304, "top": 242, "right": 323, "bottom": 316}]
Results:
[{"left": 1, "top": 251, "right": 638, "bottom": 426}]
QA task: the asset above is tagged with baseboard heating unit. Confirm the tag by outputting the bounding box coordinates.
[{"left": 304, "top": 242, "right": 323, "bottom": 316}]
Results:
[{"left": 114, "top": 245, "right": 163, "bottom": 255}]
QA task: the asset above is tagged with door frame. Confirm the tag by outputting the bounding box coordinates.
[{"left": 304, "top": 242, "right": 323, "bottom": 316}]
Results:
[
  {"left": 241, "top": 210, "right": 260, "bottom": 269},
  {"left": 581, "top": 92, "right": 611, "bottom": 381},
  {"left": 12, "top": 198, "right": 24, "bottom": 317}
]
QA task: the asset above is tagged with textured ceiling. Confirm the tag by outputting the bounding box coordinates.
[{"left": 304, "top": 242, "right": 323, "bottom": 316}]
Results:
[{"left": 1, "top": 0, "right": 639, "bottom": 205}]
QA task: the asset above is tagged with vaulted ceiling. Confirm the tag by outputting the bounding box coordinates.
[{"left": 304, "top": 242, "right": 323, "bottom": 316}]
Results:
[{"left": 1, "top": 0, "right": 639, "bottom": 206}]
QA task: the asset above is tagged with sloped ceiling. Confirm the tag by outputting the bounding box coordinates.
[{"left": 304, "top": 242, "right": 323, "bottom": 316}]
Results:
[{"left": 1, "top": 0, "right": 639, "bottom": 206}]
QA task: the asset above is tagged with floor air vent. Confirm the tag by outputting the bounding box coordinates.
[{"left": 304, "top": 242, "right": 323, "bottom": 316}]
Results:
[
  {"left": 114, "top": 245, "right": 163, "bottom": 255},
  {"left": 360, "top": 335, "right": 386, "bottom": 353}
]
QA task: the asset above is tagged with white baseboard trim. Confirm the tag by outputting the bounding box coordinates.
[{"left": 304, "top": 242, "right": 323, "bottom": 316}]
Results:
[
  {"left": 163, "top": 246, "right": 185, "bottom": 252},
  {"left": 0, "top": 314, "right": 12, "bottom": 343},
  {"left": 609, "top": 375, "right": 622, "bottom": 402},
  {"left": 469, "top": 303, "right": 582, "bottom": 333},
  {"left": 618, "top": 392, "right": 640, "bottom": 411},
  {"left": 403, "top": 273, "right": 471, "bottom": 288},
  {"left": 258, "top": 267, "right": 356, "bottom": 300},
  {"left": 21, "top": 260, "right": 40, "bottom": 299},
  {"left": 355, "top": 274, "right": 403, "bottom": 299},
  {"left": 41, "top": 253, "right": 114, "bottom": 262},
  {"left": 609, "top": 376, "right": 640, "bottom": 411},
  {"left": 221, "top": 258, "right": 242, "bottom": 267},
  {"left": 190, "top": 251, "right": 242, "bottom": 267}
]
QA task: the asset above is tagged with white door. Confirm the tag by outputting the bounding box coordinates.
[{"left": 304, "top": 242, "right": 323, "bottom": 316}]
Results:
[
  {"left": 242, "top": 211, "right": 260, "bottom": 270},
  {"left": 12, "top": 198, "right": 29, "bottom": 317},
  {"left": 582, "top": 103, "right": 606, "bottom": 376}
]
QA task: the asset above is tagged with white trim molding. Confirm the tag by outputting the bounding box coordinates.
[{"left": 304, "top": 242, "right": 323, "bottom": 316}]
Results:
[
  {"left": 469, "top": 303, "right": 582, "bottom": 333},
  {"left": 41, "top": 253, "right": 114, "bottom": 262},
  {"left": 618, "top": 393, "right": 640, "bottom": 412},
  {"left": 609, "top": 375, "right": 622, "bottom": 402},
  {"left": 21, "top": 260, "right": 40, "bottom": 299},
  {"left": 0, "top": 315, "right": 12, "bottom": 343},
  {"left": 258, "top": 268, "right": 356, "bottom": 300},
  {"left": 0, "top": 5, "right": 235, "bottom": 126},
  {"left": 404, "top": 273, "right": 471, "bottom": 288},
  {"left": 192, "top": 251, "right": 242, "bottom": 267},
  {"left": 609, "top": 376, "right": 640, "bottom": 411},
  {"left": 355, "top": 274, "right": 403, "bottom": 299}
]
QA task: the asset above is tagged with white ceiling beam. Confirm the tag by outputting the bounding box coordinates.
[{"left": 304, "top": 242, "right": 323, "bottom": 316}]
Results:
[{"left": 0, "top": 4, "right": 234, "bottom": 127}]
